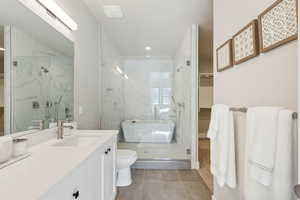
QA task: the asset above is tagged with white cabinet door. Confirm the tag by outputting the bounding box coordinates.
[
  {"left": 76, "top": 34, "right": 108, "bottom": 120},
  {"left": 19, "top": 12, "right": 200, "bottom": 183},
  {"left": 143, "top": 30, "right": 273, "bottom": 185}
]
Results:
[
  {"left": 87, "top": 148, "right": 103, "bottom": 200},
  {"left": 41, "top": 136, "right": 116, "bottom": 200},
  {"left": 102, "top": 139, "right": 116, "bottom": 200},
  {"left": 41, "top": 162, "right": 89, "bottom": 200}
]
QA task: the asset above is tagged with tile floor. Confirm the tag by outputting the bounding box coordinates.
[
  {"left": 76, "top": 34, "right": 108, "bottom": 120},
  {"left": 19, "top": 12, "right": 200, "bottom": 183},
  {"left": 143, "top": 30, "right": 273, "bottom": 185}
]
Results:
[{"left": 117, "top": 169, "right": 212, "bottom": 200}]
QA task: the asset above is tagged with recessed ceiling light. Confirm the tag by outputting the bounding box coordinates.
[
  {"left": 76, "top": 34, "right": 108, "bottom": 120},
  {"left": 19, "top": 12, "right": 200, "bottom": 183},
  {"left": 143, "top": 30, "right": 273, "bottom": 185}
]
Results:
[
  {"left": 145, "top": 46, "right": 152, "bottom": 51},
  {"left": 0, "top": 48, "right": 5, "bottom": 51},
  {"left": 103, "top": 5, "right": 124, "bottom": 19}
]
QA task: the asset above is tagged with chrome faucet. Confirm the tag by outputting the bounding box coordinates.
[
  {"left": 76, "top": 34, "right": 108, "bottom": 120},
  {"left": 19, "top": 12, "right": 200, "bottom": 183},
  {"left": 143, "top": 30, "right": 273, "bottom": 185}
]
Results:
[
  {"left": 57, "top": 120, "right": 64, "bottom": 139},
  {"left": 57, "top": 120, "right": 74, "bottom": 139}
]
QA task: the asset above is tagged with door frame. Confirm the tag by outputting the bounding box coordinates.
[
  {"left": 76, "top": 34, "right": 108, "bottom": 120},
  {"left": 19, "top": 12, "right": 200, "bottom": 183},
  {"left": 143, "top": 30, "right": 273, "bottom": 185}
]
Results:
[
  {"left": 191, "top": 24, "right": 199, "bottom": 169},
  {"left": 297, "top": 0, "right": 300, "bottom": 190}
]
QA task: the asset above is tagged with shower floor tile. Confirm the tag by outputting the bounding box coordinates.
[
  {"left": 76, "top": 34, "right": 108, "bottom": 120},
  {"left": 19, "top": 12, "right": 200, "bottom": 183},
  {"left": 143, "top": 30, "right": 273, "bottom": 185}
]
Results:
[{"left": 116, "top": 169, "right": 212, "bottom": 200}]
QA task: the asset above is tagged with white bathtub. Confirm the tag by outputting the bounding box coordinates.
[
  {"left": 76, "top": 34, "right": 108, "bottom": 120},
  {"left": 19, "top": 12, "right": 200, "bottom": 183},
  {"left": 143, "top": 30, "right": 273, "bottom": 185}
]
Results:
[{"left": 121, "top": 120, "right": 175, "bottom": 143}]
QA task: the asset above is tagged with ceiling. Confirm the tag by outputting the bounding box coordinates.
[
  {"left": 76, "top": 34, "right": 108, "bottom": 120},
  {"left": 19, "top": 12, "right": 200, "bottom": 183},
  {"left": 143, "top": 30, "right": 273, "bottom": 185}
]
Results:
[{"left": 82, "top": 0, "right": 213, "bottom": 59}]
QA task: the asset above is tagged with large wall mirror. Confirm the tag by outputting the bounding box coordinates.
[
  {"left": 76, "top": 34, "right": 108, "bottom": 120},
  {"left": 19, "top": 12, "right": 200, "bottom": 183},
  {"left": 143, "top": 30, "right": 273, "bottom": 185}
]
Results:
[{"left": 0, "top": 1, "right": 74, "bottom": 136}]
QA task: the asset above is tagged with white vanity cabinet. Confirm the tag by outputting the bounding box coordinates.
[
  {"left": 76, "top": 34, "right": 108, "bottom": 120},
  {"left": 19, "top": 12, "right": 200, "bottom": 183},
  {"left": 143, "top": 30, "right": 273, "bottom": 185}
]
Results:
[{"left": 41, "top": 137, "right": 117, "bottom": 200}]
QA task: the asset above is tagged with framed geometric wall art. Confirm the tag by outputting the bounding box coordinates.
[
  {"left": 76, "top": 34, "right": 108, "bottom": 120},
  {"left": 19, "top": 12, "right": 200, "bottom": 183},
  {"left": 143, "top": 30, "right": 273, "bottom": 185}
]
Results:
[
  {"left": 216, "top": 39, "right": 233, "bottom": 72},
  {"left": 232, "top": 20, "right": 260, "bottom": 65},
  {"left": 258, "top": 0, "right": 298, "bottom": 53}
]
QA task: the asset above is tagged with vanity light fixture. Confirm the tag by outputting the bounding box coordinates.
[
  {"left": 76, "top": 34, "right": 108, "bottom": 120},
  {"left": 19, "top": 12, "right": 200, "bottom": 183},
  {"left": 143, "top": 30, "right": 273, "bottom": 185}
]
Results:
[
  {"left": 36, "top": 0, "right": 78, "bottom": 31},
  {"left": 0, "top": 48, "right": 5, "bottom": 51},
  {"left": 145, "top": 46, "right": 152, "bottom": 51}
]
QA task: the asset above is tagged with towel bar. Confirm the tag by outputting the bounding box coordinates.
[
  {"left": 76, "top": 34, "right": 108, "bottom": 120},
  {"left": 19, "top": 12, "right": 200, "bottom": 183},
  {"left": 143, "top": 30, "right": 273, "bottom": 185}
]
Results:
[{"left": 229, "top": 107, "right": 298, "bottom": 119}]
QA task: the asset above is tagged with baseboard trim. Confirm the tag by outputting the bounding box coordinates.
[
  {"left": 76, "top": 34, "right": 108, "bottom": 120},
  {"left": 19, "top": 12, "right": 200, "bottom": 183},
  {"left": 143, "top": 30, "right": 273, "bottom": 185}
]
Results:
[
  {"left": 192, "top": 161, "right": 200, "bottom": 169},
  {"left": 132, "top": 159, "right": 191, "bottom": 169}
]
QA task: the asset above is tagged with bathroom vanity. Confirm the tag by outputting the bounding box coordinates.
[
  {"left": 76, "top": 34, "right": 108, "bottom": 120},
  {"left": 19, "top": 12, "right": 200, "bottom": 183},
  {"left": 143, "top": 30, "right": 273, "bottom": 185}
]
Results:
[
  {"left": 0, "top": 130, "right": 118, "bottom": 200},
  {"left": 0, "top": 2, "right": 118, "bottom": 200}
]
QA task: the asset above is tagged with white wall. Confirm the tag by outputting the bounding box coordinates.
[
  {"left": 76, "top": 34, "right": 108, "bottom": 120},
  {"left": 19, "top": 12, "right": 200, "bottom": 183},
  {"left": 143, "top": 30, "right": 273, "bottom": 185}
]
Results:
[
  {"left": 56, "top": 0, "right": 100, "bottom": 129},
  {"left": 214, "top": 0, "right": 297, "bottom": 199}
]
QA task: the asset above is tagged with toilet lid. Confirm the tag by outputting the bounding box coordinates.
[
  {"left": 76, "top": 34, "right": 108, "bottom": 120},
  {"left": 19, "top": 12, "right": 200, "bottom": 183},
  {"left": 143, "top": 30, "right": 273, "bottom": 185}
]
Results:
[{"left": 117, "top": 150, "right": 137, "bottom": 159}]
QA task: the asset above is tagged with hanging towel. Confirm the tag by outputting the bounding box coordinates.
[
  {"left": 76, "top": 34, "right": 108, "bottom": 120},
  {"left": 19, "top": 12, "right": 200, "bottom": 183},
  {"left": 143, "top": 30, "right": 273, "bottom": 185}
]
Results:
[
  {"left": 208, "top": 104, "right": 236, "bottom": 188},
  {"left": 271, "top": 109, "right": 295, "bottom": 199},
  {"left": 245, "top": 109, "right": 296, "bottom": 200},
  {"left": 247, "top": 106, "right": 283, "bottom": 186}
]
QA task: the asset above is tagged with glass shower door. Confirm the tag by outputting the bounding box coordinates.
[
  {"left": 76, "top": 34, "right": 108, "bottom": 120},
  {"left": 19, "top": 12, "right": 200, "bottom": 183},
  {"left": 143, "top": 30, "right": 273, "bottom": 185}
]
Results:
[{"left": 11, "top": 56, "right": 52, "bottom": 132}]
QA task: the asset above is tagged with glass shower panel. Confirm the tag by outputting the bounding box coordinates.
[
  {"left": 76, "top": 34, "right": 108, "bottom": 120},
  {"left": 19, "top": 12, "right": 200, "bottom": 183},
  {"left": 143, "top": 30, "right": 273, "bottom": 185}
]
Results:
[
  {"left": 101, "top": 59, "right": 191, "bottom": 161},
  {"left": 12, "top": 56, "right": 51, "bottom": 132},
  {"left": 12, "top": 55, "right": 74, "bottom": 133},
  {"left": 49, "top": 55, "right": 74, "bottom": 122}
]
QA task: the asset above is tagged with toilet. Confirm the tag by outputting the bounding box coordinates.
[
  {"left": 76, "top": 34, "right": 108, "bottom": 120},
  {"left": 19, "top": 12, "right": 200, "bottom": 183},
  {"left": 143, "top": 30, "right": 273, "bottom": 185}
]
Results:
[{"left": 116, "top": 149, "right": 137, "bottom": 187}]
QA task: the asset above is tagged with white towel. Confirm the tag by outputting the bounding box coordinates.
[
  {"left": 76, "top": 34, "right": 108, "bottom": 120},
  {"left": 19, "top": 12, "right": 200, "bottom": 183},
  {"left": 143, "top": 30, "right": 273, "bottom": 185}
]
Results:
[
  {"left": 245, "top": 109, "right": 296, "bottom": 200},
  {"left": 208, "top": 104, "right": 236, "bottom": 188},
  {"left": 271, "top": 110, "right": 295, "bottom": 199},
  {"left": 247, "top": 106, "right": 283, "bottom": 186}
]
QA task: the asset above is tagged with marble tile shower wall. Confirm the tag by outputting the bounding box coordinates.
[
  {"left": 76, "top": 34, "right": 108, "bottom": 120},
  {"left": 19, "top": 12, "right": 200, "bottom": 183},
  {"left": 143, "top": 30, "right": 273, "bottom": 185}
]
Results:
[
  {"left": 101, "top": 59, "right": 175, "bottom": 130},
  {"left": 11, "top": 27, "right": 73, "bottom": 132},
  {"left": 123, "top": 59, "right": 174, "bottom": 121}
]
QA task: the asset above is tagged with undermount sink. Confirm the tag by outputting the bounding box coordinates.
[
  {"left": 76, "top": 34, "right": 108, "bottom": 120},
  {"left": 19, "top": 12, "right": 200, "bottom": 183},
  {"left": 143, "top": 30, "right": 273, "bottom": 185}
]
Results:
[{"left": 52, "top": 135, "right": 103, "bottom": 147}]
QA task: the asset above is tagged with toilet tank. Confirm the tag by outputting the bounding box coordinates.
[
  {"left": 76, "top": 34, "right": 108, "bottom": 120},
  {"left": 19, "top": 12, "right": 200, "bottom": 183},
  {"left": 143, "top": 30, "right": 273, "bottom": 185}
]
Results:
[{"left": 121, "top": 120, "right": 175, "bottom": 143}]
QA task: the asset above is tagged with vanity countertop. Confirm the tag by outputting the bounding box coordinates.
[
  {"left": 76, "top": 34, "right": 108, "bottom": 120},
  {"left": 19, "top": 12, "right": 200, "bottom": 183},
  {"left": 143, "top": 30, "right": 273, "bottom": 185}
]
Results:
[{"left": 0, "top": 130, "right": 118, "bottom": 200}]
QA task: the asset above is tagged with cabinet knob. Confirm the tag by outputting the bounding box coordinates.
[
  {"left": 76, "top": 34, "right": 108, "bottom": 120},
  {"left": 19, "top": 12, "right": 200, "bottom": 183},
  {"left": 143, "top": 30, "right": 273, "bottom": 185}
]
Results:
[
  {"left": 105, "top": 150, "right": 108, "bottom": 154},
  {"left": 72, "top": 190, "right": 80, "bottom": 199},
  {"left": 108, "top": 148, "right": 111, "bottom": 152}
]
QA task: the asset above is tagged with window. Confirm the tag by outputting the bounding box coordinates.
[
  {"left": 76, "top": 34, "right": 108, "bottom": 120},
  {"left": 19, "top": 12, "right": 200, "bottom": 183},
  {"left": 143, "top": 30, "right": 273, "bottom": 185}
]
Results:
[
  {"left": 151, "top": 88, "right": 159, "bottom": 105},
  {"left": 162, "top": 88, "right": 171, "bottom": 105},
  {"left": 151, "top": 87, "right": 171, "bottom": 105}
]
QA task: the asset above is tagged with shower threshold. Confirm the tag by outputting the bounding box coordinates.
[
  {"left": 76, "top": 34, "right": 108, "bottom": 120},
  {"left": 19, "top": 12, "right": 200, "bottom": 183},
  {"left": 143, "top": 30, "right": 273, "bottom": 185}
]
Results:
[{"left": 132, "top": 159, "right": 191, "bottom": 169}]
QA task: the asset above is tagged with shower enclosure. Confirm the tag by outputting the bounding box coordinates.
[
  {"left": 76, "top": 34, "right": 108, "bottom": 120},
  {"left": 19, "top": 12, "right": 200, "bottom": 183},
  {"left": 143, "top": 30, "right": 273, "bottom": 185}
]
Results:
[{"left": 101, "top": 58, "right": 193, "bottom": 167}]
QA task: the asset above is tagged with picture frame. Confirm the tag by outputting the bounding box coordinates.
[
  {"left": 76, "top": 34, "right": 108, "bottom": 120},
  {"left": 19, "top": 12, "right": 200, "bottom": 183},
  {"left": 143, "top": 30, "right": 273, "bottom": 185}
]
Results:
[
  {"left": 258, "top": 0, "right": 298, "bottom": 53},
  {"left": 216, "top": 39, "right": 233, "bottom": 72},
  {"left": 232, "top": 20, "right": 259, "bottom": 65}
]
